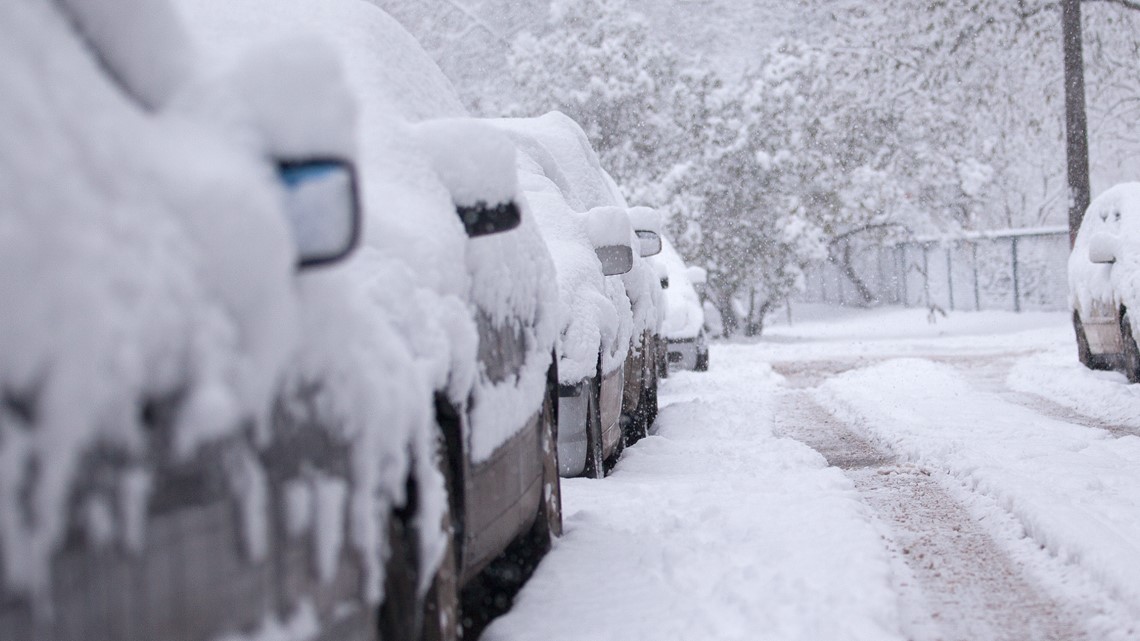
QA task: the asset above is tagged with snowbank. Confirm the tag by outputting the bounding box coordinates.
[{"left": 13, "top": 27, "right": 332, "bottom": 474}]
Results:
[
  {"left": 484, "top": 344, "right": 905, "bottom": 641},
  {"left": 819, "top": 358, "right": 1140, "bottom": 624}
]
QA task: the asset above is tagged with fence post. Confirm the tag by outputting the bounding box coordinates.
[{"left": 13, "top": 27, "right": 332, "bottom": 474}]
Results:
[
  {"left": 972, "top": 241, "right": 981, "bottom": 311},
  {"left": 898, "top": 246, "right": 908, "bottom": 306},
  {"left": 922, "top": 243, "right": 931, "bottom": 307},
  {"left": 946, "top": 244, "right": 955, "bottom": 311},
  {"left": 877, "top": 246, "right": 886, "bottom": 304},
  {"left": 1011, "top": 235, "right": 1021, "bottom": 312}
]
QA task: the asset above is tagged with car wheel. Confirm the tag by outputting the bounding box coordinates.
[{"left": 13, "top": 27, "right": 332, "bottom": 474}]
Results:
[
  {"left": 537, "top": 367, "right": 563, "bottom": 539},
  {"left": 420, "top": 508, "right": 459, "bottom": 641},
  {"left": 457, "top": 377, "right": 561, "bottom": 638},
  {"left": 378, "top": 472, "right": 459, "bottom": 641},
  {"left": 1121, "top": 310, "right": 1140, "bottom": 383},
  {"left": 644, "top": 365, "right": 658, "bottom": 429},
  {"left": 695, "top": 351, "right": 709, "bottom": 372},
  {"left": 1073, "top": 310, "right": 1110, "bottom": 371},
  {"left": 583, "top": 376, "right": 605, "bottom": 479}
]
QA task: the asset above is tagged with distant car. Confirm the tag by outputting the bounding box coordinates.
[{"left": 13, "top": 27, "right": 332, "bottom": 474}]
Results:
[
  {"left": 492, "top": 113, "right": 665, "bottom": 477},
  {"left": 654, "top": 236, "right": 710, "bottom": 372},
  {"left": 1069, "top": 182, "right": 1140, "bottom": 381}
]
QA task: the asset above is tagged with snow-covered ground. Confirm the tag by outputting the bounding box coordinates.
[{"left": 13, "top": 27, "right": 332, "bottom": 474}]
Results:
[{"left": 483, "top": 305, "right": 1140, "bottom": 640}]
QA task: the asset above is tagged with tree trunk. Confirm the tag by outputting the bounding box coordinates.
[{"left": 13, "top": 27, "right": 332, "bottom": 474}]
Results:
[
  {"left": 835, "top": 244, "right": 876, "bottom": 306},
  {"left": 716, "top": 288, "right": 738, "bottom": 337},
  {"left": 1062, "top": 0, "right": 1091, "bottom": 248}
]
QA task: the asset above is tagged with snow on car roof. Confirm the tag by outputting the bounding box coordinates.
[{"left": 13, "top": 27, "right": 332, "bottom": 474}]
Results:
[{"left": 492, "top": 112, "right": 629, "bottom": 210}]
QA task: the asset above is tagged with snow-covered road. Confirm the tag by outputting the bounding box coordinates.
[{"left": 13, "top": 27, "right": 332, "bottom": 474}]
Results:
[{"left": 482, "top": 307, "right": 1140, "bottom": 640}]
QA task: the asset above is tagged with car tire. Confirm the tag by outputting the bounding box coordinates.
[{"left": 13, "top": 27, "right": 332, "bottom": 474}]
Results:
[
  {"left": 378, "top": 470, "right": 459, "bottom": 641},
  {"left": 645, "top": 365, "right": 658, "bottom": 429},
  {"left": 1121, "top": 309, "right": 1140, "bottom": 383},
  {"left": 537, "top": 364, "right": 563, "bottom": 539},
  {"left": 1074, "top": 310, "right": 1110, "bottom": 371},
  {"left": 583, "top": 375, "right": 605, "bottom": 479},
  {"left": 456, "top": 376, "right": 561, "bottom": 638}
]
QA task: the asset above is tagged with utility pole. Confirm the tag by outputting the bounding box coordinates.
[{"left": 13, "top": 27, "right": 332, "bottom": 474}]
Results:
[{"left": 1062, "top": 0, "right": 1091, "bottom": 248}]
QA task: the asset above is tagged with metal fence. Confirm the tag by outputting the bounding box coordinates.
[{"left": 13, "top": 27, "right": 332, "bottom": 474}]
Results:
[{"left": 797, "top": 227, "right": 1071, "bottom": 312}]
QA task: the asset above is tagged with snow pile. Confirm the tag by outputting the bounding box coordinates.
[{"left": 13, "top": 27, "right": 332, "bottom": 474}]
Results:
[
  {"left": 1069, "top": 183, "right": 1140, "bottom": 332},
  {"left": 585, "top": 205, "right": 634, "bottom": 249},
  {"left": 761, "top": 305, "right": 1067, "bottom": 361},
  {"left": 412, "top": 118, "right": 519, "bottom": 209},
  {"left": 654, "top": 236, "right": 705, "bottom": 340},
  {"left": 484, "top": 345, "right": 905, "bottom": 641},
  {"left": 627, "top": 205, "right": 663, "bottom": 235},
  {"left": 1010, "top": 345, "right": 1140, "bottom": 430},
  {"left": 171, "top": 37, "right": 358, "bottom": 161},
  {"left": 819, "top": 358, "right": 1140, "bottom": 623}
]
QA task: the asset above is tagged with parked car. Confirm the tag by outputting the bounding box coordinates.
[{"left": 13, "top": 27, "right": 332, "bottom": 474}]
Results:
[
  {"left": 0, "top": 3, "right": 377, "bottom": 641},
  {"left": 492, "top": 113, "right": 665, "bottom": 477},
  {"left": 655, "top": 236, "right": 710, "bottom": 372},
  {"left": 621, "top": 206, "right": 667, "bottom": 444},
  {"left": 180, "top": 1, "right": 563, "bottom": 638},
  {"left": 1069, "top": 182, "right": 1140, "bottom": 381}
]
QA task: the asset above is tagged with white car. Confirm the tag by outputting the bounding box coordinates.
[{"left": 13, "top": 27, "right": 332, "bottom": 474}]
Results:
[
  {"left": 1069, "top": 182, "right": 1140, "bottom": 381},
  {"left": 654, "top": 236, "right": 710, "bottom": 372}
]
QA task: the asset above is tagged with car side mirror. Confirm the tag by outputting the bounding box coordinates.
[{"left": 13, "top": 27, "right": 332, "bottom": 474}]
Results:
[
  {"left": 596, "top": 245, "right": 634, "bottom": 276},
  {"left": 686, "top": 265, "right": 707, "bottom": 285},
  {"left": 636, "top": 230, "right": 662, "bottom": 257},
  {"left": 586, "top": 206, "right": 634, "bottom": 276},
  {"left": 628, "top": 206, "right": 663, "bottom": 257},
  {"left": 457, "top": 201, "right": 522, "bottom": 237},
  {"left": 413, "top": 118, "right": 522, "bottom": 238},
  {"left": 278, "top": 160, "right": 361, "bottom": 268},
  {"left": 1088, "top": 233, "right": 1118, "bottom": 264}
]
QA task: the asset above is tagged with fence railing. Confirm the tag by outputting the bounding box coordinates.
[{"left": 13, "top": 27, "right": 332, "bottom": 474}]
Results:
[{"left": 796, "top": 227, "right": 1071, "bottom": 312}]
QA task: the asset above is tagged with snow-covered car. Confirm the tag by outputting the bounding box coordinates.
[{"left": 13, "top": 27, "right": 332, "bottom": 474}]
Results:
[
  {"left": 621, "top": 206, "right": 667, "bottom": 444},
  {"left": 178, "top": 0, "right": 562, "bottom": 637},
  {"left": 656, "top": 236, "right": 711, "bottom": 372},
  {"left": 0, "top": 2, "right": 378, "bottom": 641},
  {"left": 491, "top": 113, "right": 664, "bottom": 477},
  {"left": 1069, "top": 182, "right": 1140, "bottom": 381}
]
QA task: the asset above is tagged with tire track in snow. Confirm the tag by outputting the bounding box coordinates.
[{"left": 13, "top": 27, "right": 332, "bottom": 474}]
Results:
[{"left": 773, "top": 383, "right": 1089, "bottom": 641}]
